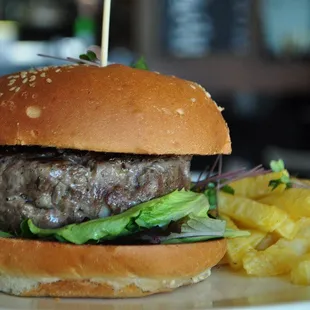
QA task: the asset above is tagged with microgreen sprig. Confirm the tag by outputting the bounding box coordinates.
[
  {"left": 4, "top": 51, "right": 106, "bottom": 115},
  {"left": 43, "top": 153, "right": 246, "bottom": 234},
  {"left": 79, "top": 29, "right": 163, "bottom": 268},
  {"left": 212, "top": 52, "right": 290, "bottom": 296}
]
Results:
[{"left": 268, "top": 159, "right": 292, "bottom": 190}]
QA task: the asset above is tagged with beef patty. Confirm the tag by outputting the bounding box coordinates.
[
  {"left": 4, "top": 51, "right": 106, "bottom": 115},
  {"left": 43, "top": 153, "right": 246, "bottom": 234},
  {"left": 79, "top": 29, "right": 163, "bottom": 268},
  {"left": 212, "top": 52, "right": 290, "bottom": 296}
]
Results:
[{"left": 0, "top": 147, "right": 191, "bottom": 232}]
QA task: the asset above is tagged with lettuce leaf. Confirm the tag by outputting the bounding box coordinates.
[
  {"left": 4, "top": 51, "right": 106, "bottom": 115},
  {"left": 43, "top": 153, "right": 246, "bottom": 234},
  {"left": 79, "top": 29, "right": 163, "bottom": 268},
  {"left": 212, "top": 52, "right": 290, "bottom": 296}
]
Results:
[
  {"left": 157, "top": 213, "right": 250, "bottom": 244},
  {"left": 27, "top": 190, "right": 210, "bottom": 245},
  {"left": 0, "top": 231, "right": 13, "bottom": 238}
]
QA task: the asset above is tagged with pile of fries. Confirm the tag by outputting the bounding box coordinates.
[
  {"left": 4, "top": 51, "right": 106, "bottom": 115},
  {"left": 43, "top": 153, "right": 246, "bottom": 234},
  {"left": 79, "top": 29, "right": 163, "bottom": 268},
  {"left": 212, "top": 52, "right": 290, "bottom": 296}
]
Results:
[{"left": 218, "top": 170, "right": 310, "bottom": 285}]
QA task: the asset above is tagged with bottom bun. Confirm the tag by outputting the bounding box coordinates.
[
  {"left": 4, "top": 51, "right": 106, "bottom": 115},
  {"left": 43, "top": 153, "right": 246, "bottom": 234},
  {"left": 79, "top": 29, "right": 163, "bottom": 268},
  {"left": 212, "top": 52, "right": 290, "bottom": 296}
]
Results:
[{"left": 0, "top": 238, "right": 226, "bottom": 298}]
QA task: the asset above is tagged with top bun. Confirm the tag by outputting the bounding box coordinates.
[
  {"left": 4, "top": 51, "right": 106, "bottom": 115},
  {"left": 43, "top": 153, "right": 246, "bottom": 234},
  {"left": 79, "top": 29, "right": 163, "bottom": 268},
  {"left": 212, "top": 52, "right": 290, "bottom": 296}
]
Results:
[{"left": 0, "top": 64, "right": 231, "bottom": 155}]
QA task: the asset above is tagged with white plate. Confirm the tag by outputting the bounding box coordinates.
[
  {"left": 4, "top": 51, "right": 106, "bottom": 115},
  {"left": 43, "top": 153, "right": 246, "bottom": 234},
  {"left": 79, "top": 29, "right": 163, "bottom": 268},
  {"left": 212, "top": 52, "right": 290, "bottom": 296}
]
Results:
[{"left": 1, "top": 266, "right": 310, "bottom": 310}]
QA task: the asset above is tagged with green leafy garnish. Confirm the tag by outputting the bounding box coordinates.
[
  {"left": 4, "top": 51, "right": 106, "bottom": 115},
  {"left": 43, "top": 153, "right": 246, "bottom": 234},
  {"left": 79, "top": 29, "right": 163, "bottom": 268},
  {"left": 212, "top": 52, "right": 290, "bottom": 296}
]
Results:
[
  {"left": 0, "top": 231, "right": 13, "bottom": 238},
  {"left": 27, "top": 190, "right": 210, "bottom": 245},
  {"left": 270, "top": 159, "right": 285, "bottom": 172},
  {"left": 204, "top": 183, "right": 217, "bottom": 210},
  {"left": 269, "top": 174, "right": 292, "bottom": 190},
  {"left": 131, "top": 56, "right": 149, "bottom": 70},
  {"left": 159, "top": 213, "right": 249, "bottom": 244},
  {"left": 221, "top": 184, "right": 235, "bottom": 195},
  {"left": 268, "top": 159, "right": 292, "bottom": 190},
  {"left": 79, "top": 50, "right": 98, "bottom": 62}
]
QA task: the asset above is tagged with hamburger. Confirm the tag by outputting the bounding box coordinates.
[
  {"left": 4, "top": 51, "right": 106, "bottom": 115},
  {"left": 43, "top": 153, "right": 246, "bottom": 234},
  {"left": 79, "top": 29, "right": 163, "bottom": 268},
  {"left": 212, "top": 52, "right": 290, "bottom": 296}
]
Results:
[{"left": 0, "top": 63, "right": 235, "bottom": 298}]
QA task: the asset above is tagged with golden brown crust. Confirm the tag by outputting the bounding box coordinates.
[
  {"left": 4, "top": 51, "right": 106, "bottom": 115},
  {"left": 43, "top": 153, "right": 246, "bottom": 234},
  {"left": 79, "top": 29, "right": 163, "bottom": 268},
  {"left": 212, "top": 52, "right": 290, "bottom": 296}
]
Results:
[
  {"left": 0, "top": 238, "right": 226, "bottom": 297},
  {"left": 22, "top": 281, "right": 172, "bottom": 298},
  {"left": 0, "top": 64, "right": 231, "bottom": 155}
]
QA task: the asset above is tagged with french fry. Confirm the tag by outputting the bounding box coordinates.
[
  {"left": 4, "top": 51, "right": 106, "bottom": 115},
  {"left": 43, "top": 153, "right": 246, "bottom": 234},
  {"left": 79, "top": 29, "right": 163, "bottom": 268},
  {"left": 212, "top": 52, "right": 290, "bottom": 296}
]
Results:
[
  {"left": 220, "top": 214, "right": 266, "bottom": 269},
  {"left": 229, "top": 171, "right": 288, "bottom": 199},
  {"left": 274, "top": 217, "right": 297, "bottom": 240},
  {"left": 226, "top": 229, "right": 266, "bottom": 270},
  {"left": 243, "top": 248, "right": 297, "bottom": 276},
  {"left": 255, "top": 233, "right": 279, "bottom": 251},
  {"left": 243, "top": 239, "right": 310, "bottom": 276},
  {"left": 243, "top": 238, "right": 310, "bottom": 276},
  {"left": 220, "top": 214, "right": 238, "bottom": 229},
  {"left": 259, "top": 188, "right": 310, "bottom": 220},
  {"left": 291, "top": 254, "right": 310, "bottom": 285},
  {"left": 295, "top": 218, "right": 310, "bottom": 237},
  {"left": 218, "top": 192, "right": 288, "bottom": 235}
]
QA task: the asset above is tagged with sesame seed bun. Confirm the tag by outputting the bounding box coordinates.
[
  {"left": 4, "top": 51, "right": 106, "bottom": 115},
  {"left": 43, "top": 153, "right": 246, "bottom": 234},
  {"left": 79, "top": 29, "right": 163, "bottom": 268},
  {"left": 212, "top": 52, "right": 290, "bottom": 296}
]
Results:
[
  {"left": 0, "top": 63, "right": 230, "bottom": 298},
  {"left": 0, "top": 238, "right": 226, "bottom": 297},
  {"left": 0, "top": 64, "right": 231, "bottom": 155}
]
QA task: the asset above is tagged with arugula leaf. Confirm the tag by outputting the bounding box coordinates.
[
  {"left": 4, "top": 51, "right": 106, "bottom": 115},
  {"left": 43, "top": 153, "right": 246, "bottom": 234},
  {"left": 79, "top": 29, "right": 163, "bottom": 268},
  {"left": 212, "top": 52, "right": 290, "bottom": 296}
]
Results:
[
  {"left": 131, "top": 56, "right": 149, "bottom": 70},
  {"left": 27, "top": 190, "right": 209, "bottom": 244},
  {"left": 270, "top": 159, "right": 285, "bottom": 172},
  {"left": 0, "top": 230, "right": 13, "bottom": 238},
  {"left": 221, "top": 184, "right": 235, "bottom": 195}
]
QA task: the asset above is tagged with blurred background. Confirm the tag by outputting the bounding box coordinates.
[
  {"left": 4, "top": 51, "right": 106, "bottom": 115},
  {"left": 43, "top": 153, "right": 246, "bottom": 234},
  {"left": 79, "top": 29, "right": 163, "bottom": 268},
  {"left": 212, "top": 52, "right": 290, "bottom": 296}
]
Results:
[{"left": 1, "top": 0, "right": 310, "bottom": 177}]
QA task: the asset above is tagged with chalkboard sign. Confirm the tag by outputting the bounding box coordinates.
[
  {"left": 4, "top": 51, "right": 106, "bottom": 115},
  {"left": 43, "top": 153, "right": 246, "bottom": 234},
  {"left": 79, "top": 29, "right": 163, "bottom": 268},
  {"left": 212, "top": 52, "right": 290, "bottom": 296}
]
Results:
[{"left": 163, "top": 0, "right": 251, "bottom": 57}]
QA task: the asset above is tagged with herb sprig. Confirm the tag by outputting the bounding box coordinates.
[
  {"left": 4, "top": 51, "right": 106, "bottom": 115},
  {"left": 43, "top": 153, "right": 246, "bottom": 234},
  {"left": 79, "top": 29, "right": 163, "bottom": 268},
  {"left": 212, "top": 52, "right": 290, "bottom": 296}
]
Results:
[{"left": 268, "top": 159, "right": 292, "bottom": 190}]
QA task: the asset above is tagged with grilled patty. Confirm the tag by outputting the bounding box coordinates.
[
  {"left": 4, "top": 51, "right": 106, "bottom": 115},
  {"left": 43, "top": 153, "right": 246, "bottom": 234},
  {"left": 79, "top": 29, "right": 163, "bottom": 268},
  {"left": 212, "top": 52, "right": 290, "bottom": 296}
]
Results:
[{"left": 0, "top": 147, "right": 191, "bottom": 232}]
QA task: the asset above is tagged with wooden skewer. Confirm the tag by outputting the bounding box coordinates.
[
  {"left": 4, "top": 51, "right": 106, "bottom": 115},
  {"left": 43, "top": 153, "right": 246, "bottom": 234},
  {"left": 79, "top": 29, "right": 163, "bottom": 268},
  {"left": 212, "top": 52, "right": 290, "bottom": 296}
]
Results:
[{"left": 101, "top": 0, "right": 112, "bottom": 66}]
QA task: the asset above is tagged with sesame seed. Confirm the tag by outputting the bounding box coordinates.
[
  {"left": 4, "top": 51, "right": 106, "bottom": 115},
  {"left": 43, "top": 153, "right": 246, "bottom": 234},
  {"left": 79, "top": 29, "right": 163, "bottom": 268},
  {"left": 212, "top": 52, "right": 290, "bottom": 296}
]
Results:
[
  {"left": 46, "top": 78, "right": 52, "bottom": 83},
  {"left": 0, "top": 93, "right": 3, "bottom": 97},
  {"left": 29, "top": 69, "right": 37, "bottom": 74},
  {"left": 12, "top": 75, "right": 19, "bottom": 78},
  {"left": 55, "top": 69, "right": 61, "bottom": 73},
  {"left": 218, "top": 106, "right": 224, "bottom": 112},
  {"left": 8, "top": 79, "right": 16, "bottom": 86},
  {"left": 176, "top": 108, "right": 185, "bottom": 115},
  {"left": 9, "top": 86, "right": 16, "bottom": 91},
  {"left": 22, "top": 78, "right": 28, "bottom": 84},
  {"left": 15, "top": 87, "right": 20, "bottom": 93},
  {"left": 20, "top": 72, "right": 28, "bottom": 79},
  {"left": 21, "top": 91, "right": 28, "bottom": 98},
  {"left": 43, "top": 67, "right": 49, "bottom": 71},
  {"left": 26, "top": 106, "right": 41, "bottom": 118},
  {"left": 206, "top": 92, "right": 211, "bottom": 98},
  {"left": 29, "top": 75, "right": 36, "bottom": 82},
  {"left": 30, "top": 83, "right": 36, "bottom": 88},
  {"left": 191, "top": 98, "right": 196, "bottom": 103},
  {"left": 190, "top": 84, "right": 196, "bottom": 90},
  {"left": 40, "top": 72, "right": 46, "bottom": 78}
]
